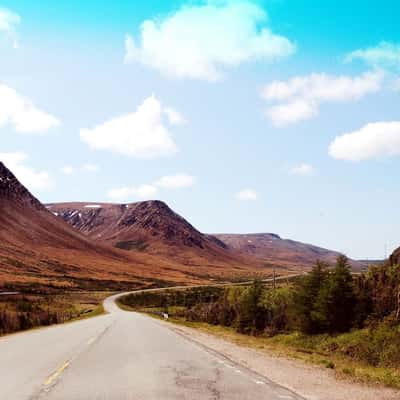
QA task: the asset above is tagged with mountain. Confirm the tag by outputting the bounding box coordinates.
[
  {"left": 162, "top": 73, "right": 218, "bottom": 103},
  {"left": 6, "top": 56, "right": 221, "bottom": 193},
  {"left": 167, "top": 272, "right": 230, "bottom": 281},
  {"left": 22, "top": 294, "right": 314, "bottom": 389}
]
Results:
[
  {"left": 390, "top": 247, "right": 400, "bottom": 266},
  {"left": 0, "top": 162, "right": 267, "bottom": 291},
  {"left": 0, "top": 162, "right": 161, "bottom": 290},
  {"left": 214, "top": 233, "right": 361, "bottom": 270},
  {"left": 49, "top": 202, "right": 359, "bottom": 271},
  {"left": 46, "top": 201, "right": 248, "bottom": 268}
]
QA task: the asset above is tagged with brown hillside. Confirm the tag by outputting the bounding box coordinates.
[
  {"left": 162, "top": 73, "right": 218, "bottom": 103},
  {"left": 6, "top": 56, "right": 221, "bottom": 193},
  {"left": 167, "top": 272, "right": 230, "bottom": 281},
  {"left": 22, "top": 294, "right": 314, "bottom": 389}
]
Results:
[
  {"left": 47, "top": 201, "right": 253, "bottom": 269},
  {"left": 0, "top": 163, "right": 270, "bottom": 291},
  {"left": 214, "top": 233, "right": 362, "bottom": 270}
]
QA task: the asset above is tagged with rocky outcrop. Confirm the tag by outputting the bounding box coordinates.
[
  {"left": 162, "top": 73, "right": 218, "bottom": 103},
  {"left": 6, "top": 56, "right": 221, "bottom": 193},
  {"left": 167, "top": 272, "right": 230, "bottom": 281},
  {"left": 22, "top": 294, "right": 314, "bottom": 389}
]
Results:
[{"left": 0, "top": 162, "right": 43, "bottom": 210}]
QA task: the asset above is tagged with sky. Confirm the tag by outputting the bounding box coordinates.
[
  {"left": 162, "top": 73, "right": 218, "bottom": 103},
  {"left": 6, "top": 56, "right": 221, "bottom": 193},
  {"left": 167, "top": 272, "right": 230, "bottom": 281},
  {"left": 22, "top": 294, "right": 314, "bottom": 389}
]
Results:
[{"left": 0, "top": 0, "right": 399, "bottom": 259}]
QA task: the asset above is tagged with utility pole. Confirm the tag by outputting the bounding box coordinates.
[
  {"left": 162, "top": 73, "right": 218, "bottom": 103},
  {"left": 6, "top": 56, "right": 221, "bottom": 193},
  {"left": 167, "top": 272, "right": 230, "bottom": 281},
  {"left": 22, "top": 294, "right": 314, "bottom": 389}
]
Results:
[{"left": 273, "top": 268, "right": 276, "bottom": 291}]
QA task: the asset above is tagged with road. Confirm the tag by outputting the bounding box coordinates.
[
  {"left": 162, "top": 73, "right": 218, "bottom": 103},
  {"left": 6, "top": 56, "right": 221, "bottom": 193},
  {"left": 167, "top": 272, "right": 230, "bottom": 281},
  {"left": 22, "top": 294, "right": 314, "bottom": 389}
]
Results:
[{"left": 0, "top": 291, "right": 303, "bottom": 400}]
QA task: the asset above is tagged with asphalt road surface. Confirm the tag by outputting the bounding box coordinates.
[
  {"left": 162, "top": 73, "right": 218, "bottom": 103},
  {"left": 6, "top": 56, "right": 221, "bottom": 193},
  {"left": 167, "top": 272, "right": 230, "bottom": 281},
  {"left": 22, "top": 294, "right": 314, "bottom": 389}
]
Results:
[{"left": 0, "top": 292, "right": 303, "bottom": 400}]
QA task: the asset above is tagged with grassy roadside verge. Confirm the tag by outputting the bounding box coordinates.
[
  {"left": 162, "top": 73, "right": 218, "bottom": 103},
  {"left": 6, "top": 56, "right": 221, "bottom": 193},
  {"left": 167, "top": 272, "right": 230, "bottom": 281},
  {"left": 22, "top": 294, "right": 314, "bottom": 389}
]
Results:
[
  {"left": 119, "top": 302, "right": 400, "bottom": 390},
  {"left": 0, "top": 291, "right": 112, "bottom": 337}
]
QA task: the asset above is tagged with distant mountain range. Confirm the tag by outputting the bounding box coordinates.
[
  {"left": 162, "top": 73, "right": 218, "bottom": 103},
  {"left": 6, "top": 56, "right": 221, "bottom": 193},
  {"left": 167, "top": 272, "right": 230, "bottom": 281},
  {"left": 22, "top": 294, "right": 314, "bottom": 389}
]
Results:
[
  {"left": 213, "top": 233, "right": 352, "bottom": 269},
  {"left": 0, "top": 161, "right": 367, "bottom": 291},
  {"left": 48, "top": 202, "right": 362, "bottom": 271},
  {"left": 0, "top": 162, "right": 264, "bottom": 291}
]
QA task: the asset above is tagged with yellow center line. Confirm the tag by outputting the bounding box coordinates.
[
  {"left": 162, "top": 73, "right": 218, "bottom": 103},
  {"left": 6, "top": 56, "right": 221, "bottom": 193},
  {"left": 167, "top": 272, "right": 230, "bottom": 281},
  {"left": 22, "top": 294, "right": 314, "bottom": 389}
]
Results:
[
  {"left": 43, "top": 335, "right": 98, "bottom": 387},
  {"left": 87, "top": 337, "right": 96, "bottom": 345},
  {"left": 44, "top": 360, "right": 70, "bottom": 386}
]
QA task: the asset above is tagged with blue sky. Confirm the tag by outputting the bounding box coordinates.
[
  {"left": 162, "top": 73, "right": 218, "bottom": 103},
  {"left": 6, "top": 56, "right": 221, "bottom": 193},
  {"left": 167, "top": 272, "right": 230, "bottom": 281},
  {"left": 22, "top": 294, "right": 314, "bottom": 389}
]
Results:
[{"left": 1, "top": 0, "right": 399, "bottom": 259}]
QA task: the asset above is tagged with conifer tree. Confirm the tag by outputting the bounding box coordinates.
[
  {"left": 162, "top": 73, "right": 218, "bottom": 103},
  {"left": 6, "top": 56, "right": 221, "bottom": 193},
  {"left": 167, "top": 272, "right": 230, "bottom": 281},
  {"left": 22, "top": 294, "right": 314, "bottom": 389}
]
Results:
[
  {"left": 293, "top": 260, "right": 328, "bottom": 333},
  {"left": 314, "top": 255, "right": 356, "bottom": 333}
]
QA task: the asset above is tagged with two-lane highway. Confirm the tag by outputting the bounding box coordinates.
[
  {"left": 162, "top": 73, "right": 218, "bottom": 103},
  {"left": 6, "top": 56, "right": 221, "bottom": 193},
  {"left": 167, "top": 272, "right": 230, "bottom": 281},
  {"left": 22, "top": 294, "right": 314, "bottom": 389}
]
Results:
[{"left": 0, "top": 291, "right": 303, "bottom": 400}]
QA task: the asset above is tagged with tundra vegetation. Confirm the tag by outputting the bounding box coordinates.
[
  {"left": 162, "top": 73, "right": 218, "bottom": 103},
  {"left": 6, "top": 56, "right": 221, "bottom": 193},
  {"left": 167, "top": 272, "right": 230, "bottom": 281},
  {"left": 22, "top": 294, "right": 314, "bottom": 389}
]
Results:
[
  {"left": 0, "top": 291, "right": 109, "bottom": 336},
  {"left": 120, "top": 256, "right": 400, "bottom": 388}
]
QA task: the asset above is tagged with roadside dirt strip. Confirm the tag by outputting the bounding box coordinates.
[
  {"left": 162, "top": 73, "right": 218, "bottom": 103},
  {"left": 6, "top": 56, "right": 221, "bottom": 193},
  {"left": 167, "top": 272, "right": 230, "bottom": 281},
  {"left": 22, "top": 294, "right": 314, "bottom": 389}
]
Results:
[{"left": 158, "top": 321, "right": 400, "bottom": 400}]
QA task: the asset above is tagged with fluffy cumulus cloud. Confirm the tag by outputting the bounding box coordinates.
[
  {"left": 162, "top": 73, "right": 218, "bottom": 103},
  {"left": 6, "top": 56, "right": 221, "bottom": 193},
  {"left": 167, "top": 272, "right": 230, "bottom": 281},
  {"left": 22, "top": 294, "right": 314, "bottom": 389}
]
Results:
[
  {"left": 261, "top": 71, "right": 383, "bottom": 126},
  {"left": 290, "top": 163, "right": 315, "bottom": 175},
  {"left": 329, "top": 121, "right": 400, "bottom": 161},
  {"left": 0, "top": 8, "right": 20, "bottom": 48},
  {"left": 236, "top": 188, "right": 257, "bottom": 201},
  {"left": 345, "top": 42, "right": 400, "bottom": 70},
  {"left": 80, "top": 96, "right": 182, "bottom": 159},
  {"left": 124, "top": 0, "right": 295, "bottom": 81},
  {"left": 108, "top": 173, "right": 195, "bottom": 201},
  {"left": 0, "top": 152, "right": 50, "bottom": 189},
  {"left": 0, "top": 85, "right": 60, "bottom": 134}
]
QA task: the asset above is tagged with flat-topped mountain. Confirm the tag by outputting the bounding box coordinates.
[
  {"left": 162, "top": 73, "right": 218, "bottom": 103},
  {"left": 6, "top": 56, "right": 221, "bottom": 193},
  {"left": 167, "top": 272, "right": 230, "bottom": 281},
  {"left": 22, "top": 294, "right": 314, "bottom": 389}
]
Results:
[
  {"left": 214, "top": 233, "right": 362, "bottom": 270},
  {"left": 47, "top": 201, "right": 244, "bottom": 268},
  {"left": 48, "top": 201, "right": 227, "bottom": 252}
]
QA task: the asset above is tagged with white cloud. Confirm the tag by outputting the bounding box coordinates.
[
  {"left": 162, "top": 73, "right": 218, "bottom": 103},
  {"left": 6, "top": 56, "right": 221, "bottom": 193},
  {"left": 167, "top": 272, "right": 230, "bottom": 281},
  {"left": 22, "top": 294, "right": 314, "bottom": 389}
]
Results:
[
  {"left": 80, "top": 95, "right": 180, "bottom": 159},
  {"left": 345, "top": 42, "right": 400, "bottom": 70},
  {"left": 82, "top": 163, "right": 99, "bottom": 172},
  {"left": 164, "top": 107, "right": 185, "bottom": 125},
  {"left": 108, "top": 173, "right": 195, "bottom": 201},
  {"left": 267, "top": 99, "right": 317, "bottom": 127},
  {"left": 124, "top": 0, "right": 295, "bottom": 81},
  {"left": 108, "top": 184, "right": 158, "bottom": 201},
  {"left": 61, "top": 163, "right": 99, "bottom": 175},
  {"left": 0, "top": 8, "right": 20, "bottom": 48},
  {"left": 329, "top": 121, "right": 400, "bottom": 161},
  {"left": 0, "top": 152, "right": 50, "bottom": 189},
  {"left": 290, "top": 163, "right": 315, "bottom": 175},
  {"left": 261, "top": 71, "right": 383, "bottom": 126},
  {"left": 155, "top": 174, "right": 195, "bottom": 189},
  {"left": 61, "top": 166, "right": 74, "bottom": 175},
  {"left": 0, "top": 85, "right": 60, "bottom": 134},
  {"left": 236, "top": 188, "right": 257, "bottom": 201}
]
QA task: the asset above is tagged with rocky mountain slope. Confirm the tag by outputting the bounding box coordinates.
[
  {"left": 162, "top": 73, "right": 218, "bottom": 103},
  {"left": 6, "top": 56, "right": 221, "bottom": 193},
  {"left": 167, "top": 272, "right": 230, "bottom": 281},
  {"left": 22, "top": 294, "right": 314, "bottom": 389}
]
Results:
[
  {"left": 47, "top": 201, "right": 245, "bottom": 267},
  {"left": 0, "top": 162, "right": 266, "bottom": 290},
  {"left": 49, "top": 202, "right": 358, "bottom": 271}
]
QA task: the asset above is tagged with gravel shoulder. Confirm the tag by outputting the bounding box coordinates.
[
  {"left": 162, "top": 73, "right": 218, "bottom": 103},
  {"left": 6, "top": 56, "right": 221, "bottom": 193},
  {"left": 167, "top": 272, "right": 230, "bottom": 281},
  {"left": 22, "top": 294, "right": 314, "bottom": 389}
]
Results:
[{"left": 159, "top": 320, "right": 400, "bottom": 400}]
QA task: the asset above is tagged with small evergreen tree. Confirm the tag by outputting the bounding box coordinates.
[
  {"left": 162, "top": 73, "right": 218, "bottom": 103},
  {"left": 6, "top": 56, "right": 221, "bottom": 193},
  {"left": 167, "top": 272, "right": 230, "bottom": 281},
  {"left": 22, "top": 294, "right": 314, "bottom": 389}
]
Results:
[
  {"left": 314, "top": 255, "right": 356, "bottom": 333},
  {"left": 237, "top": 280, "right": 264, "bottom": 334},
  {"left": 293, "top": 261, "right": 328, "bottom": 333}
]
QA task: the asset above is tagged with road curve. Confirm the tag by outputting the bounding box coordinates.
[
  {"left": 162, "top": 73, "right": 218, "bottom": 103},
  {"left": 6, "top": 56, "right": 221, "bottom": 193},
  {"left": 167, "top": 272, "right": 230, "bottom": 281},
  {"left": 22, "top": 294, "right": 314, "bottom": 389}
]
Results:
[{"left": 0, "top": 290, "right": 303, "bottom": 400}]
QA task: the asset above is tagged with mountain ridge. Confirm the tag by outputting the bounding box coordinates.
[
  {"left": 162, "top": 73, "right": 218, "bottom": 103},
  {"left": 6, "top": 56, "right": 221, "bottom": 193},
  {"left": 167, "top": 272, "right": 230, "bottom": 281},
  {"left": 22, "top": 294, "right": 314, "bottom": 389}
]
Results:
[
  {"left": 0, "top": 162, "right": 269, "bottom": 290},
  {"left": 49, "top": 202, "right": 360, "bottom": 270},
  {"left": 213, "top": 232, "right": 356, "bottom": 269}
]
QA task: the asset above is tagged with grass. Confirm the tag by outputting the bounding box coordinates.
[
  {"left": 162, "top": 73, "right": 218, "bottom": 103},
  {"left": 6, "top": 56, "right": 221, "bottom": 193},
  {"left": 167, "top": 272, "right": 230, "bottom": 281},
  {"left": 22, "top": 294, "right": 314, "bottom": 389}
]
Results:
[
  {"left": 0, "top": 291, "right": 112, "bottom": 336},
  {"left": 115, "top": 240, "right": 149, "bottom": 251},
  {"left": 120, "top": 302, "right": 400, "bottom": 390},
  {"left": 71, "top": 303, "right": 105, "bottom": 321}
]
